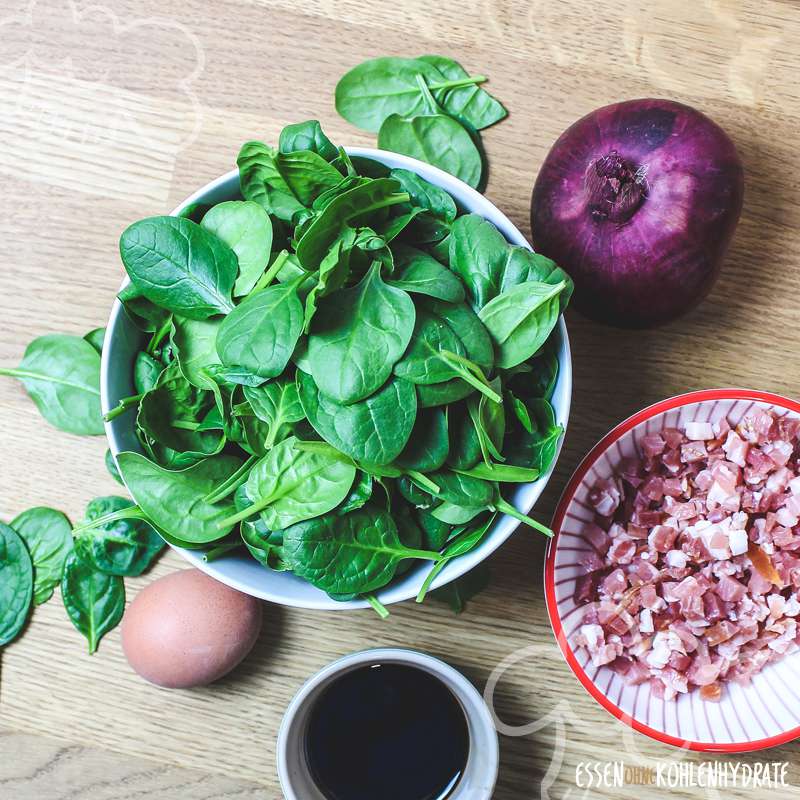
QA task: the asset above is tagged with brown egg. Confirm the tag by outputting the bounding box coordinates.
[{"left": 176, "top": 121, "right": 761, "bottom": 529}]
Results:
[{"left": 122, "top": 568, "right": 262, "bottom": 688}]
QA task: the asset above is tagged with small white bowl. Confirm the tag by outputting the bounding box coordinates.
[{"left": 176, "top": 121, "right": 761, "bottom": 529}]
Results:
[
  {"left": 102, "top": 147, "right": 572, "bottom": 610},
  {"left": 276, "top": 648, "right": 499, "bottom": 800},
  {"left": 546, "top": 389, "right": 800, "bottom": 751}
]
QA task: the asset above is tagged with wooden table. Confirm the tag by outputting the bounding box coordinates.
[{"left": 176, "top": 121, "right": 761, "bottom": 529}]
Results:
[{"left": 2, "top": 1, "right": 799, "bottom": 797}]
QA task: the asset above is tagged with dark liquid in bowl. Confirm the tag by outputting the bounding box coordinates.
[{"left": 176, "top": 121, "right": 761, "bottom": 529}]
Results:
[{"left": 305, "top": 663, "right": 470, "bottom": 800}]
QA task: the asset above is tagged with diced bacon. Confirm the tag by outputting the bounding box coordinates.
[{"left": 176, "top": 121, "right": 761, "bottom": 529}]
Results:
[
  {"left": 589, "top": 477, "right": 622, "bottom": 516},
  {"left": 723, "top": 431, "right": 749, "bottom": 467},
  {"left": 579, "top": 550, "right": 605, "bottom": 573},
  {"left": 716, "top": 574, "right": 747, "bottom": 602},
  {"left": 608, "top": 538, "right": 637, "bottom": 565},
  {"left": 601, "top": 568, "right": 627, "bottom": 597},
  {"left": 682, "top": 441, "right": 708, "bottom": 463},
  {"left": 648, "top": 525, "right": 678, "bottom": 553},
  {"left": 583, "top": 523, "right": 610, "bottom": 554},
  {"left": 574, "top": 408, "right": 800, "bottom": 701},
  {"left": 641, "top": 434, "right": 666, "bottom": 458},
  {"left": 686, "top": 422, "right": 714, "bottom": 440}
]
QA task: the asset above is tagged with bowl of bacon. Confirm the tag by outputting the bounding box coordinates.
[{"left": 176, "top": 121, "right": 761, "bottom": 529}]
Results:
[{"left": 546, "top": 389, "right": 800, "bottom": 751}]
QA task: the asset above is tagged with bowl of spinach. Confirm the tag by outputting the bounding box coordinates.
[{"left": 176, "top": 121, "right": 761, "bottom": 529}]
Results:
[{"left": 98, "top": 121, "right": 573, "bottom": 611}]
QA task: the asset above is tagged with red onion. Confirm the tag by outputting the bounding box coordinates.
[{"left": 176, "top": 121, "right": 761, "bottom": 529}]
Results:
[{"left": 530, "top": 99, "right": 744, "bottom": 327}]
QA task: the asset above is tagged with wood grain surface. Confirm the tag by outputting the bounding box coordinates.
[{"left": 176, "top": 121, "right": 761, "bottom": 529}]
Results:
[{"left": 2, "top": 1, "right": 800, "bottom": 798}]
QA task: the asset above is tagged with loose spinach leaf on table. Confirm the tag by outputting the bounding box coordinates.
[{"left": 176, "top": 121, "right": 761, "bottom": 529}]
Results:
[
  {"left": 430, "top": 562, "right": 491, "bottom": 613},
  {"left": 0, "top": 522, "right": 33, "bottom": 646},
  {"left": 420, "top": 55, "right": 507, "bottom": 130},
  {"left": 308, "top": 262, "right": 415, "bottom": 404},
  {"left": 119, "top": 216, "right": 237, "bottom": 319},
  {"left": 335, "top": 57, "right": 450, "bottom": 133},
  {"left": 61, "top": 552, "right": 125, "bottom": 654},
  {"left": 73, "top": 496, "right": 163, "bottom": 577},
  {"left": 10, "top": 507, "right": 73, "bottom": 606},
  {"left": 0, "top": 334, "right": 103, "bottom": 435}
]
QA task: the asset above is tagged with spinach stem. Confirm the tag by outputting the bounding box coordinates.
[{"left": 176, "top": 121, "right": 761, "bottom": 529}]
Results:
[
  {"left": 203, "top": 455, "right": 258, "bottom": 504},
  {"left": 147, "top": 315, "right": 173, "bottom": 355},
  {"left": 428, "top": 75, "right": 488, "bottom": 91},
  {"left": 493, "top": 497, "right": 553, "bottom": 537},
  {"left": 104, "top": 393, "right": 144, "bottom": 421},
  {"left": 71, "top": 505, "right": 148, "bottom": 536},
  {"left": 250, "top": 249, "right": 290, "bottom": 295},
  {"left": 365, "top": 593, "right": 390, "bottom": 618},
  {"left": 403, "top": 548, "right": 443, "bottom": 561},
  {"left": 171, "top": 420, "right": 200, "bottom": 431},
  {"left": 416, "top": 559, "right": 448, "bottom": 603},
  {"left": 203, "top": 542, "right": 242, "bottom": 562},
  {"left": 406, "top": 470, "right": 440, "bottom": 494}
]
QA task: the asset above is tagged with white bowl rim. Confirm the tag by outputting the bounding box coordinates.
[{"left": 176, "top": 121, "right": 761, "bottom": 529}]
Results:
[
  {"left": 102, "top": 145, "right": 572, "bottom": 609},
  {"left": 545, "top": 387, "right": 800, "bottom": 752}
]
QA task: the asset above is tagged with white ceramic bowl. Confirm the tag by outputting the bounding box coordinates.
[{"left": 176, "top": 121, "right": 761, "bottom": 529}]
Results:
[
  {"left": 103, "top": 147, "right": 572, "bottom": 610},
  {"left": 277, "top": 648, "right": 499, "bottom": 799},
  {"left": 546, "top": 389, "right": 800, "bottom": 751}
]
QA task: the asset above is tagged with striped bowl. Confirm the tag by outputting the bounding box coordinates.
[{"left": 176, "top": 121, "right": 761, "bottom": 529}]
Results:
[{"left": 545, "top": 389, "right": 800, "bottom": 752}]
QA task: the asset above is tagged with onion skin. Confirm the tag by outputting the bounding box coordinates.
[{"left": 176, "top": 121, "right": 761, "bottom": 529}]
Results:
[{"left": 530, "top": 99, "right": 744, "bottom": 328}]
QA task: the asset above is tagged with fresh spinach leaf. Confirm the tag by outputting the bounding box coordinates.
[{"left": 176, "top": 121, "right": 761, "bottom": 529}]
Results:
[
  {"left": 394, "top": 408, "right": 449, "bottom": 472},
  {"left": 105, "top": 449, "right": 124, "bottom": 485},
  {"left": 387, "top": 245, "right": 465, "bottom": 302},
  {"left": 237, "top": 140, "right": 305, "bottom": 222},
  {"left": 61, "top": 552, "right": 124, "bottom": 653},
  {"left": 172, "top": 316, "right": 222, "bottom": 390},
  {"left": 0, "top": 334, "right": 103, "bottom": 435},
  {"left": 298, "top": 371, "right": 417, "bottom": 465},
  {"left": 419, "top": 55, "right": 507, "bottom": 130},
  {"left": 73, "top": 496, "right": 163, "bottom": 577},
  {"left": 216, "top": 281, "right": 303, "bottom": 379},
  {"left": 378, "top": 113, "right": 482, "bottom": 189},
  {"left": 10, "top": 507, "right": 72, "bottom": 606},
  {"left": 200, "top": 200, "right": 273, "bottom": 297},
  {"left": 0, "top": 522, "right": 33, "bottom": 645},
  {"left": 84, "top": 327, "right": 105, "bottom": 354},
  {"left": 279, "top": 120, "right": 339, "bottom": 161},
  {"left": 430, "top": 561, "right": 490, "bottom": 612},
  {"left": 119, "top": 216, "right": 237, "bottom": 319},
  {"left": 243, "top": 378, "right": 305, "bottom": 449},
  {"left": 219, "top": 436, "right": 356, "bottom": 531},
  {"left": 134, "top": 351, "right": 163, "bottom": 394},
  {"left": 335, "top": 57, "right": 449, "bottom": 133},
  {"left": 116, "top": 451, "right": 243, "bottom": 544},
  {"left": 308, "top": 262, "right": 415, "bottom": 404},
  {"left": 478, "top": 280, "right": 565, "bottom": 368},
  {"left": 275, "top": 151, "right": 344, "bottom": 206},
  {"left": 283, "top": 505, "right": 438, "bottom": 595}
]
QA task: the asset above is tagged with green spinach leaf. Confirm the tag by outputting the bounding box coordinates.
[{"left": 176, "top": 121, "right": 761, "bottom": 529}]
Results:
[
  {"left": 119, "top": 216, "right": 237, "bottom": 319},
  {"left": 61, "top": 552, "right": 124, "bottom": 653},
  {"left": 0, "top": 334, "right": 103, "bottom": 435},
  {"left": 308, "top": 262, "right": 415, "bottom": 404},
  {"left": 0, "top": 522, "right": 33, "bottom": 645},
  {"left": 200, "top": 200, "right": 273, "bottom": 297},
  {"left": 10, "top": 507, "right": 72, "bottom": 606}
]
